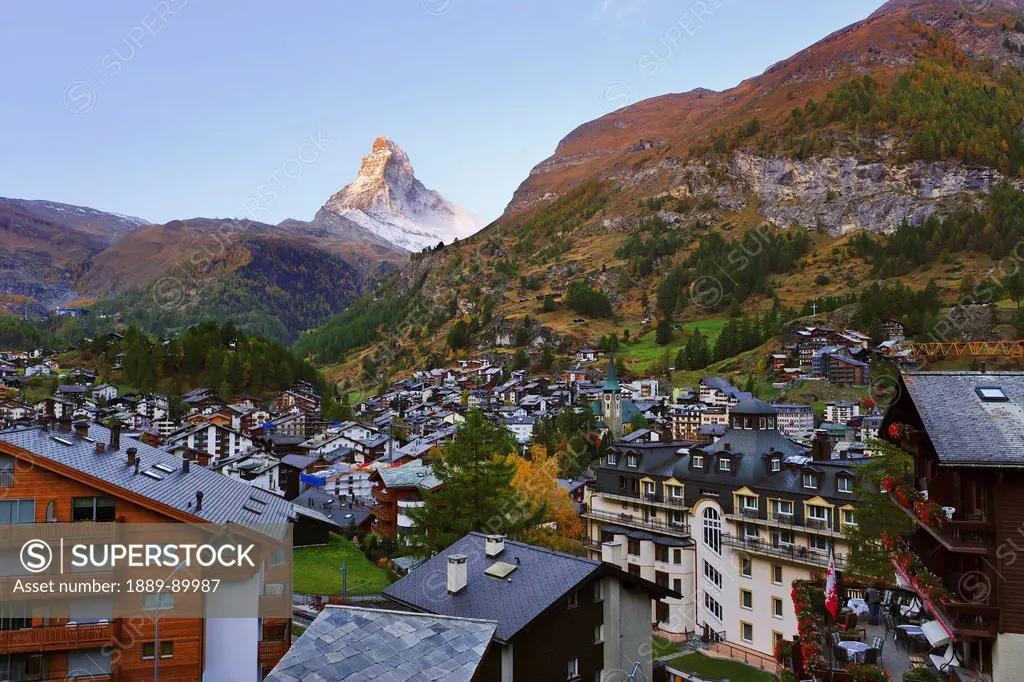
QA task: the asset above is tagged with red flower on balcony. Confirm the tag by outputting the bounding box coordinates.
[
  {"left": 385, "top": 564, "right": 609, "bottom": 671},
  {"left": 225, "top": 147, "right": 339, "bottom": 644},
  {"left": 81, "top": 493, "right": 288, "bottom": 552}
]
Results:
[{"left": 887, "top": 422, "right": 904, "bottom": 440}]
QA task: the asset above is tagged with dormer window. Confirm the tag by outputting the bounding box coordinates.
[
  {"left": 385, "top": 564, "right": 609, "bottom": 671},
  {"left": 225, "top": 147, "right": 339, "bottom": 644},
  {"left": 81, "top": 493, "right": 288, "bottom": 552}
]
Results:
[
  {"left": 719, "top": 458, "right": 731, "bottom": 472},
  {"left": 770, "top": 458, "right": 781, "bottom": 473},
  {"left": 607, "top": 453, "right": 618, "bottom": 466},
  {"left": 838, "top": 477, "right": 853, "bottom": 493},
  {"left": 802, "top": 473, "right": 818, "bottom": 489},
  {"left": 626, "top": 454, "right": 638, "bottom": 468},
  {"left": 692, "top": 455, "right": 704, "bottom": 469}
]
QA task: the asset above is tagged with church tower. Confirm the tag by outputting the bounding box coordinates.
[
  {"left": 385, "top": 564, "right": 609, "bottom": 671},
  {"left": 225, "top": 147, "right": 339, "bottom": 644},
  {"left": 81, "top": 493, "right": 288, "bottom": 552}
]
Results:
[{"left": 602, "top": 353, "right": 623, "bottom": 441}]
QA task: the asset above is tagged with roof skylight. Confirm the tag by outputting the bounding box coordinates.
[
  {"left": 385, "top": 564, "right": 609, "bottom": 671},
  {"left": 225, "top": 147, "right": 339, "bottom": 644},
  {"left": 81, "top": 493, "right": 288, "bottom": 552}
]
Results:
[{"left": 977, "top": 387, "right": 1008, "bottom": 402}]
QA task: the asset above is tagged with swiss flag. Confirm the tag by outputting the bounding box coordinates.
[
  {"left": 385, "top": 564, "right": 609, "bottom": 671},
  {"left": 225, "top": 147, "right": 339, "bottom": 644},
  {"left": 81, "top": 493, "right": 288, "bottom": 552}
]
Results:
[{"left": 824, "top": 546, "right": 839, "bottom": 618}]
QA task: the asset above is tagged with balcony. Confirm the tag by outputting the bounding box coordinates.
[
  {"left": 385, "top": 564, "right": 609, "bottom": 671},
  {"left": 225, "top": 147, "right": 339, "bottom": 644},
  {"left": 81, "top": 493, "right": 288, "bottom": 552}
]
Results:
[
  {"left": 370, "top": 503, "right": 397, "bottom": 523},
  {"left": 258, "top": 639, "right": 291, "bottom": 664},
  {"left": 891, "top": 560, "right": 999, "bottom": 639},
  {"left": 888, "top": 492, "right": 994, "bottom": 555},
  {"left": 0, "top": 622, "right": 114, "bottom": 654},
  {"left": 583, "top": 506, "right": 690, "bottom": 538},
  {"left": 595, "top": 490, "right": 688, "bottom": 511},
  {"left": 725, "top": 511, "right": 846, "bottom": 539},
  {"left": 262, "top": 621, "right": 290, "bottom": 642},
  {"left": 721, "top": 534, "right": 845, "bottom": 570}
]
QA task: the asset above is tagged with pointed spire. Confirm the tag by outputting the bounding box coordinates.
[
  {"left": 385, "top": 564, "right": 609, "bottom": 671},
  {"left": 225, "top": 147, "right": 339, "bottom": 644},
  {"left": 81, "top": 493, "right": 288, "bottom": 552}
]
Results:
[{"left": 604, "top": 352, "right": 620, "bottom": 392}]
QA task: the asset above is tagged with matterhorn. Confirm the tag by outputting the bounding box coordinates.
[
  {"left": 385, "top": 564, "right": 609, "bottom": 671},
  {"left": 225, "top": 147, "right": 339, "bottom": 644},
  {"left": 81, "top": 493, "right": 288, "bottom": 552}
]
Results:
[{"left": 318, "top": 136, "right": 485, "bottom": 252}]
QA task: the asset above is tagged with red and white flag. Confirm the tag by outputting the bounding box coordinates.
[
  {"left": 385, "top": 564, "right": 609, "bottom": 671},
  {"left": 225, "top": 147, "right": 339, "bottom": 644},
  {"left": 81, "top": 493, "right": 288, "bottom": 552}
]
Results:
[{"left": 825, "top": 546, "right": 839, "bottom": 618}]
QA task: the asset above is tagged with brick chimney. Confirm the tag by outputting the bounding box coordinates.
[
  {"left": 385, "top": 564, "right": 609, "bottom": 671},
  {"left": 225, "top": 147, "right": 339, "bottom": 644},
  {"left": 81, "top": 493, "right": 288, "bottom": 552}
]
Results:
[
  {"left": 447, "top": 554, "right": 468, "bottom": 594},
  {"left": 109, "top": 422, "right": 121, "bottom": 451},
  {"left": 127, "top": 447, "right": 137, "bottom": 466},
  {"left": 485, "top": 534, "right": 505, "bottom": 558},
  {"left": 182, "top": 456, "right": 190, "bottom": 475},
  {"left": 811, "top": 429, "right": 832, "bottom": 461},
  {"left": 57, "top": 415, "right": 72, "bottom": 432},
  {"left": 73, "top": 421, "right": 89, "bottom": 438}
]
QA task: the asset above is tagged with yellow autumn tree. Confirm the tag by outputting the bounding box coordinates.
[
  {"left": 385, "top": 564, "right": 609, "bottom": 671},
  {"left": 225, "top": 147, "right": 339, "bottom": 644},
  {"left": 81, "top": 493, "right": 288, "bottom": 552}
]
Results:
[{"left": 510, "top": 445, "right": 584, "bottom": 545}]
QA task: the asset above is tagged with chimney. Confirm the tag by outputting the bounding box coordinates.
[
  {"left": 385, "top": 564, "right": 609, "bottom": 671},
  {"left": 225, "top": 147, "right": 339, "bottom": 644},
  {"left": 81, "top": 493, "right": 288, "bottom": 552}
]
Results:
[
  {"left": 127, "top": 447, "right": 137, "bottom": 466},
  {"left": 134, "top": 458, "right": 141, "bottom": 475},
  {"left": 981, "top": 361, "right": 987, "bottom": 374},
  {"left": 811, "top": 429, "right": 832, "bottom": 461},
  {"left": 57, "top": 415, "right": 72, "bottom": 432},
  {"left": 485, "top": 534, "right": 505, "bottom": 558},
  {"left": 601, "top": 540, "right": 624, "bottom": 565},
  {"left": 109, "top": 422, "right": 121, "bottom": 451},
  {"left": 446, "top": 554, "right": 468, "bottom": 594},
  {"left": 195, "top": 490, "right": 204, "bottom": 512},
  {"left": 95, "top": 442, "right": 105, "bottom": 454},
  {"left": 182, "top": 457, "right": 190, "bottom": 475},
  {"left": 73, "top": 421, "right": 89, "bottom": 438}
]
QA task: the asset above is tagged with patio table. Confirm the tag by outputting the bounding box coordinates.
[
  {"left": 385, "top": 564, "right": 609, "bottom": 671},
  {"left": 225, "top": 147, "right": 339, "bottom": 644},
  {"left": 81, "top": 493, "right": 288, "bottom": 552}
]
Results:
[{"left": 838, "top": 640, "right": 872, "bottom": 663}]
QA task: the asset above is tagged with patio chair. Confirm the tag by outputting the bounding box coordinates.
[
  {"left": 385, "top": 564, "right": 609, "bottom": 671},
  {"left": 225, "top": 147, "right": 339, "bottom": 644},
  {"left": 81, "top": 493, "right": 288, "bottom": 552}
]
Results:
[
  {"left": 862, "top": 648, "right": 880, "bottom": 665},
  {"left": 883, "top": 612, "right": 896, "bottom": 637},
  {"left": 929, "top": 643, "right": 963, "bottom": 673},
  {"left": 871, "top": 635, "right": 884, "bottom": 655}
]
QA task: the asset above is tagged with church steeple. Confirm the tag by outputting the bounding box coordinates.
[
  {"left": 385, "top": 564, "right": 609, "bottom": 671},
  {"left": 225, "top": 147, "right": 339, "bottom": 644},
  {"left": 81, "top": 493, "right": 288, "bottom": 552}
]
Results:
[{"left": 603, "top": 352, "right": 620, "bottom": 392}]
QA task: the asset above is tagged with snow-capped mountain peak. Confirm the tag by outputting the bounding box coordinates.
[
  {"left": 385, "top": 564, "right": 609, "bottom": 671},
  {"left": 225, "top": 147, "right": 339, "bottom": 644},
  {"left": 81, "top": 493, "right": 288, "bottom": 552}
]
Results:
[{"left": 321, "top": 136, "right": 484, "bottom": 252}]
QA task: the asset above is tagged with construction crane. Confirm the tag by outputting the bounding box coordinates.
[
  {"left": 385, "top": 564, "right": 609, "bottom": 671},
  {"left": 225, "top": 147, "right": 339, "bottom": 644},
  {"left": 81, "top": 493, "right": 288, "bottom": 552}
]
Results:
[{"left": 895, "top": 339, "right": 1024, "bottom": 359}]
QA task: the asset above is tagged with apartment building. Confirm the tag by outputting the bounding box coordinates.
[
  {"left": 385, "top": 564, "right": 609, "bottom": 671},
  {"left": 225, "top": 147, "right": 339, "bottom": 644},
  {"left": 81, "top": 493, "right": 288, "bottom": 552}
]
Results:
[
  {"left": 585, "top": 399, "right": 863, "bottom": 660},
  {"left": 824, "top": 401, "right": 860, "bottom": 424},
  {"left": 0, "top": 420, "right": 292, "bottom": 681},
  {"left": 670, "top": 404, "right": 705, "bottom": 441},
  {"left": 770, "top": 403, "right": 815, "bottom": 437}
]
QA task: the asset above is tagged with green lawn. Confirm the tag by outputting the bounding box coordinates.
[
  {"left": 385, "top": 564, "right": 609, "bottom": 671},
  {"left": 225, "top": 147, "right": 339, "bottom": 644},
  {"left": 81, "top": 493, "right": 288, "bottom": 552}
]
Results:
[
  {"left": 665, "top": 653, "right": 777, "bottom": 682},
  {"left": 292, "top": 533, "right": 393, "bottom": 595},
  {"left": 681, "top": 318, "right": 727, "bottom": 349},
  {"left": 621, "top": 318, "right": 727, "bottom": 372},
  {"left": 652, "top": 636, "right": 684, "bottom": 658}
]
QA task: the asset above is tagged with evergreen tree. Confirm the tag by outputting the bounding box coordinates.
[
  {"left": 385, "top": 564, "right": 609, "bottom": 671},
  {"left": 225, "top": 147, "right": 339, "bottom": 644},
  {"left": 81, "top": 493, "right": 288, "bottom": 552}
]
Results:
[{"left": 407, "top": 410, "right": 544, "bottom": 555}]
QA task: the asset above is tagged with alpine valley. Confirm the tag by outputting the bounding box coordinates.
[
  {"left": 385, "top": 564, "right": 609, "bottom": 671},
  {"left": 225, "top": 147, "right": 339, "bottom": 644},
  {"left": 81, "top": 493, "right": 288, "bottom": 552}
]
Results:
[
  {"left": 295, "top": 0, "right": 1024, "bottom": 387},
  {"left": 0, "top": 137, "right": 482, "bottom": 343}
]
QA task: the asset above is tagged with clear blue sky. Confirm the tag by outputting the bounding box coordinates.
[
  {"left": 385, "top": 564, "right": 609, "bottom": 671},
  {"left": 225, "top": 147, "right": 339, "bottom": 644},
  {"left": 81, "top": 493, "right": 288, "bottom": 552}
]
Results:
[{"left": 0, "top": 0, "right": 884, "bottom": 225}]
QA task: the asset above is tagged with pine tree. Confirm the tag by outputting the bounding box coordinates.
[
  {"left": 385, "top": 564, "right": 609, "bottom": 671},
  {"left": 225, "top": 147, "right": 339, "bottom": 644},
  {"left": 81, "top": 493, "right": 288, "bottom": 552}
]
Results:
[{"left": 407, "top": 410, "right": 544, "bottom": 555}]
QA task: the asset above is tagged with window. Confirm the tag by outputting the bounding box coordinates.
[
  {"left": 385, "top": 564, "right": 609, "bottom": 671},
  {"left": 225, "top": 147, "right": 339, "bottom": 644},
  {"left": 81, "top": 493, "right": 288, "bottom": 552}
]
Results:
[
  {"left": 143, "top": 593, "right": 175, "bottom": 611},
  {"left": 626, "top": 454, "right": 638, "bottom": 468},
  {"left": 738, "top": 495, "right": 757, "bottom": 511},
  {"left": 808, "top": 505, "right": 829, "bottom": 521},
  {"left": 567, "top": 658, "right": 580, "bottom": 679},
  {"left": 771, "top": 458, "right": 781, "bottom": 472},
  {"left": 773, "top": 631, "right": 785, "bottom": 650},
  {"left": 142, "top": 642, "right": 173, "bottom": 660},
  {"left": 618, "top": 476, "right": 626, "bottom": 490},
  {"left": 838, "top": 477, "right": 853, "bottom": 493},
  {"left": 802, "top": 473, "right": 817, "bottom": 489},
  {"left": 595, "top": 623, "right": 604, "bottom": 643},
  {"left": 667, "top": 484, "right": 683, "bottom": 500},
  {"left": 842, "top": 509, "right": 856, "bottom": 526},
  {"left": 977, "top": 387, "right": 1008, "bottom": 402},
  {"left": 672, "top": 548, "right": 682, "bottom": 564},
  {"left": 567, "top": 591, "right": 579, "bottom": 609},
  {"left": 644, "top": 481, "right": 656, "bottom": 497},
  {"left": 655, "top": 545, "right": 669, "bottom": 563},
  {"left": 809, "top": 535, "right": 829, "bottom": 552},
  {"left": 741, "top": 523, "right": 758, "bottom": 540},
  {"left": 627, "top": 538, "right": 640, "bottom": 556},
  {"left": 704, "top": 593, "right": 722, "bottom": 621},
  {"left": 703, "top": 507, "right": 721, "bottom": 554},
  {"left": 719, "top": 458, "right": 731, "bottom": 472},
  {"left": 740, "top": 589, "right": 753, "bottom": 610},
  {"left": 741, "top": 622, "right": 753, "bottom": 643},
  {"left": 739, "top": 557, "right": 752, "bottom": 578},
  {"left": 593, "top": 580, "right": 603, "bottom": 602},
  {"left": 692, "top": 455, "right": 704, "bottom": 468},
  {"left": 772, "top": 565, "right": 783, "bottom": 585},
  {"left": 703, "top": 560, "right": 722, "bottom": 590},
  {"left": 607, "top": 452, "right": 618, "bottom": 466},
  {"left": 771, "top": 530, "right": 793, "bottom": 547},
  {"left": 772, "top": 597, "right": 784, "bottom": 619},
  {"left": 72, "top": 497, "right": 116, "bottom": 522},
  {"left": 0, "top": 499, "right": 34, "bottom": 524},
  {"left": 771, "top": 499, "right": 793, "bottom": 517},
  {"left": 673, "top": 578, "right": 682, "bottom": 593}
]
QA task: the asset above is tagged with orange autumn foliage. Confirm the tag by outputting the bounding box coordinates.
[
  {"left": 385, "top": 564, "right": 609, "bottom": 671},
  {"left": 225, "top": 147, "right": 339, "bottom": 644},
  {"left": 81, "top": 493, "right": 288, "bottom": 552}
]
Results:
[{"left": 510, "top": 445, "right": 584, "bottom": 540}]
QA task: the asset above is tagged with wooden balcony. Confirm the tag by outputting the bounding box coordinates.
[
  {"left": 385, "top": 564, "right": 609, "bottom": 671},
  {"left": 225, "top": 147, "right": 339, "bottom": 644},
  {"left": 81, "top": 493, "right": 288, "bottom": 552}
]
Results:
[
  {"left": 892, "top": 561, "right": 1000, "bottom": 639},
  {"left": 262, "top": 621, "right": 290, "bottom": 642},
  {"left": 0, "top": 622, "right": 114, "bottom": 654},
  {"left": 889, "top": 494, "right": 995, "bottom": 555},
  {"left": 370, "top": 502, "right": 397, "bottom": 523},
  {"left": 258, "top": 639, "right": 291, "bottom": 664}
]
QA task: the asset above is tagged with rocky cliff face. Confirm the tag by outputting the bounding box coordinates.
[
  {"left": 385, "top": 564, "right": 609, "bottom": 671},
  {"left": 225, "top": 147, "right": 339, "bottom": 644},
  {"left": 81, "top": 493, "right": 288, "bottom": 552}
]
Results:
[{"left": 321, "top": 136, "right": 485, "bottom": 252}]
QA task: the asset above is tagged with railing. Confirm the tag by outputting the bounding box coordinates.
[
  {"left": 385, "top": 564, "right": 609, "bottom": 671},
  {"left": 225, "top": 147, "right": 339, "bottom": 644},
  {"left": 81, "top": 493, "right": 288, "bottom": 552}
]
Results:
[
  {"left": 583, "top": 506, "right": 690, "bottom": 537},
  {"left": 369, "top": 503, "right": 397, "bottom": 522},
  {"left": 0, "top": 622, "right": 114, "bottom": 654},
  {"left": 262, "top": 621, "right": 290, "bottom": 642},
  {"left": 0, "top": 521, "right": 119, "bottom": 547},
  {"left": 725, "top": 512, "right": 845, "bottom": 538},
  {"left": 258, "top": 639, "right": 291, "bottom": 663},
  {"left": 0, "top": 468, "right": 12, "bottom": 487},
  {"left": 888, "top": 492, "right": 994, "bottom": 554},
  {"left": 722, "top": 534, "right": 845, "bottom": 569},
  {"left": 706, "top": 640, "right": 779, "bottom": 674},
  {"left": 594, "top": 490, "right": 688, "bottom": 510},
  {"left": 581, "top": 538, "right": 604, "bottom": 552}
]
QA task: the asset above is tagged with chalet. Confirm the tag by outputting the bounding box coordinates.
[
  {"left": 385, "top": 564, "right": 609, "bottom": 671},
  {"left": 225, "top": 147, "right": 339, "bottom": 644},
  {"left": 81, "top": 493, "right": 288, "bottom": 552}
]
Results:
[
  {"left": 215, "top": 450, "right": 282, "bottom": 494},
  {"left": 382, "top": 532, "right": 678, "bottom": 682},
  {"left": 368, "top": 459, "right": 443, "bottom": 540},
  {"left": 576, "top": 348, "right": 599, "bottom": 363},
  {"left": 768, "top": 353, "right": 788, "bottom": 370},
  {"left": 90, "top": 384, "right": 118, "bottom": 402}
]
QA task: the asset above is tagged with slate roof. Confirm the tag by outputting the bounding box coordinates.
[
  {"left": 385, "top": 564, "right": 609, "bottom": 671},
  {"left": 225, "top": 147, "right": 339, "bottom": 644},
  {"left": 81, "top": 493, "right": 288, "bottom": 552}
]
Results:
[
  {"left": 384, "top": 532, "right": 605, "bottom": 642},
  {"left": 266, "top": 605, "right": 496, "bottom": 682},
  {"left": 897, "top": 371, "right": 1024, "bottom": 466},
  {"left": 376, "top": 460, "right": 442, "bottom": 490},
  {"left": 0, "top": 424, "right": 293, "bottom": 539}
]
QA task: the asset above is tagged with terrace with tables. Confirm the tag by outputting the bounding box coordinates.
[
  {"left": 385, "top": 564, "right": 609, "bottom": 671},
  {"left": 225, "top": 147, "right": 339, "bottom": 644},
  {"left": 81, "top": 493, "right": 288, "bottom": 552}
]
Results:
[{"left": 786, "top": 584, "right": 989, "bottom": 682}]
